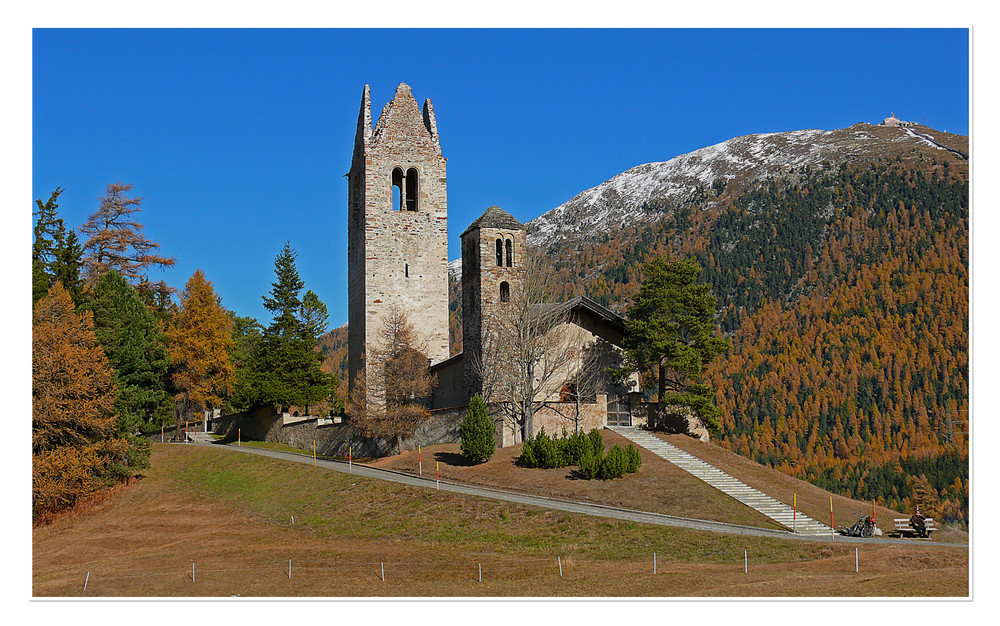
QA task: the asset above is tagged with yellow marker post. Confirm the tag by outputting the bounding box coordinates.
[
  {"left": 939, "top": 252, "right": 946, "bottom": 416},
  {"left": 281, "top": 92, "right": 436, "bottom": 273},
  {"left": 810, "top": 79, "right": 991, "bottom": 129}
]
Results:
[
  {"left": 793, "top": 493, "right": 797, "bottom": 534},
  {"left": 436, "top": 461, "right": 440, "bottom": 490},
  {"left": 419, "top": 445, "right": 422, "bottom": 476},
  {"left": 830, "top": 496, "right": 835, "bottom": 540},
  {"left": 313, "top": 439, "right": 317, "bottom": 466}
]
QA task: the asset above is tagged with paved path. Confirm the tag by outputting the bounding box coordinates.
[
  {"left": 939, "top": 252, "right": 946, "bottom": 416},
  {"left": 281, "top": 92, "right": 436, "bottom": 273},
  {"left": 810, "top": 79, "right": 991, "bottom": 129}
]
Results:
[
  {"left": 185, "top": 439, "right": 963, "bottom": 548},
  {"left": 609, "top": 426, "right": 830, "bottom": 537}
]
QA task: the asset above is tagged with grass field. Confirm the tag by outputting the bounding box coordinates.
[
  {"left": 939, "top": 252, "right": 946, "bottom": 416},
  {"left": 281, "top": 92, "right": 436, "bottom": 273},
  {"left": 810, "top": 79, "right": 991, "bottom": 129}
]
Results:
[{"left": 32, "top": 444, "right": 968, "bottom": 598}]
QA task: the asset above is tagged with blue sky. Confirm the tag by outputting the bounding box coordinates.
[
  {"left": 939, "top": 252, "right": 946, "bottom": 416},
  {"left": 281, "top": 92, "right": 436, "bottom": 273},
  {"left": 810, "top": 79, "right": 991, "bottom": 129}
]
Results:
[{"left": 32, "top": 28, "right": 970, "bottom": 330}]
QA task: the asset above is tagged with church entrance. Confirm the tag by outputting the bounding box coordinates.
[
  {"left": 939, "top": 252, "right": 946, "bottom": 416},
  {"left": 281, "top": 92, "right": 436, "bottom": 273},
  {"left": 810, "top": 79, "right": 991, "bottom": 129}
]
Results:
[{"left": 606, "top": 392, "right": 631, "bottom": 427}]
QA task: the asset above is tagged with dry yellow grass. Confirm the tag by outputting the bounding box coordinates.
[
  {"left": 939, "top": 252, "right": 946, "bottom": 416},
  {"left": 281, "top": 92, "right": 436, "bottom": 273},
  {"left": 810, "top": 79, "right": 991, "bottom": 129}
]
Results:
[{"left": 32, "top": 444, "right": 968, "bottom": 597}]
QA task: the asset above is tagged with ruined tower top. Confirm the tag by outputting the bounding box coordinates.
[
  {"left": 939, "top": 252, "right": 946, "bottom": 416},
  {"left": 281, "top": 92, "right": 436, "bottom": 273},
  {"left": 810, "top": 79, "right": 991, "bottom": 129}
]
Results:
[{"left": 353, "top": 83, "right": 442, "bottom": 161}]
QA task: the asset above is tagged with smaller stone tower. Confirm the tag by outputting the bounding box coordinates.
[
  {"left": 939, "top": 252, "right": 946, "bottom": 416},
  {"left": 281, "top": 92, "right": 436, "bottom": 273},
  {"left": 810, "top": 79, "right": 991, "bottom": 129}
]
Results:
[{"left": 460, "top": 206, "right": 526, "bottom": 400}]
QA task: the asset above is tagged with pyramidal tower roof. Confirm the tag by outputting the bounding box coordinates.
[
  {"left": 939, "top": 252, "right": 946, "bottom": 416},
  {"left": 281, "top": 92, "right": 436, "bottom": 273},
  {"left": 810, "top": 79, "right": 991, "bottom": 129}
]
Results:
[{"left": 462, "top": 206, "right": 525, "bottom": 236}]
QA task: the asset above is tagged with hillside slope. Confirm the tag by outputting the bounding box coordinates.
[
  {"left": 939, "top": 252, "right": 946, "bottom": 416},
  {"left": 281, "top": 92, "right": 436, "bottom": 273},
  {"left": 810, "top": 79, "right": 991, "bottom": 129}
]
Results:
[{"left": 515, "top": 122, "right": 969, "bottom": 529}]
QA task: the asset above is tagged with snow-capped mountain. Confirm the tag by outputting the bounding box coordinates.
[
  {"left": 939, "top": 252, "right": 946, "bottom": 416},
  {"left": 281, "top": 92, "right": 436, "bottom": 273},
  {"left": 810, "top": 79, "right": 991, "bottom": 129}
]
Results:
[{"left": 527, "top": 123, "right": 967, "bottom": 248}]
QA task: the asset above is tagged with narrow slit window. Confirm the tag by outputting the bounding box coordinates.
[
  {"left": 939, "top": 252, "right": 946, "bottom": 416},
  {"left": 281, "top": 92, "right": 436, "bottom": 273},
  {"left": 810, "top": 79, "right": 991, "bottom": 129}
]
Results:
[
  {"left": 496, "top": 238, "right": 503, "bottom": 266},
  {"left": 500, "top": 281, "right": 510, "bottom": 303},
  {"left": 505, "top": 239, "right": 513, "bottom": 267},
  {"left": 405, "top": 263, "right": 409, "bottom": 278}
]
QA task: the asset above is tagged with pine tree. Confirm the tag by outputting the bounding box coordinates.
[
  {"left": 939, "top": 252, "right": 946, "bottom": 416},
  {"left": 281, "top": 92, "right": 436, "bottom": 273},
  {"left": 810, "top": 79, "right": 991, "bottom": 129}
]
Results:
[
  {"left": 167, "top": 270, "right": 235, "bottom": 426},
  {"left": 460, "top": 394, "right": 495, "bottom": 463},
  {"left": 33, "top": 282, "right": 147, "bottom": 522},
  {"left": 299, "top": 289, "right": 330, "bottom": 342},
  {"left": 623, "top": 257, "right": 729, "bottom": 432},
  {"left": 89, "top": 270, "right": 172, "bottom": 431},
  {"left": 32, "top": 188, "right": 65, "bottom": 303},
  {"left": 262, "top": 242, "right": 304, "bottom": 338},
  {"left": 243, "top": 243, "right": 336, "bottom": 411},
  {"left": 51, "top": 228, "right": 85, "bottom": 306}
]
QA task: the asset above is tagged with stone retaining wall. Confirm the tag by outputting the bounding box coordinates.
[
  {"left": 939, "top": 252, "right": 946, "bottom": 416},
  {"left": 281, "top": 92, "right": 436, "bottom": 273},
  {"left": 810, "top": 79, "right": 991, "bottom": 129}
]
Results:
[{"left": 212, "top": 405, "right": 465, "bottom": 458}]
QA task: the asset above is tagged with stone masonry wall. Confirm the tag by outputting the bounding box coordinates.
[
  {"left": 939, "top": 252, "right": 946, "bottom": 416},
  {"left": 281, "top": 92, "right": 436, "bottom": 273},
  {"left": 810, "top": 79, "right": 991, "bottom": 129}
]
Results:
[
  {"left": 348, "top": 83, "right": 449, "bottom": 407},
  {"left": 214, "top": 406, "right": 465, "bottom": 458}
]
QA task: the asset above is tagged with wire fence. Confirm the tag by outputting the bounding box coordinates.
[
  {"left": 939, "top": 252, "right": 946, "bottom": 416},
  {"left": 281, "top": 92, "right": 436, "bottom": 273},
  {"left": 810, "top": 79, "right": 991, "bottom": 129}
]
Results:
[{"left": 67, "top": 547, "right": 871, "bottom": 593}]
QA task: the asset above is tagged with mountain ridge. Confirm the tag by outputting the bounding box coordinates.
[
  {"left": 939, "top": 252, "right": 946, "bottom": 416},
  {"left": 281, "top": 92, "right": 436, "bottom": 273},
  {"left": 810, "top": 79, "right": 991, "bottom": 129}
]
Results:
[{"left": 527, "top": 122, "right": 968, "bottom": 250}]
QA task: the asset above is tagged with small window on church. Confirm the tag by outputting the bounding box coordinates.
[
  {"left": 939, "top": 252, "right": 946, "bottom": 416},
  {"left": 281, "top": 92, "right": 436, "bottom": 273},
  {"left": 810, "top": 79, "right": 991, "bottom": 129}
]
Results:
[
  {"left": 392, "top": 167, "right": 404, "bottom": 211},
  {"left": 500, "top": 281, "right": 510, "bottom": 303},
  {"left": 406, "top": 168, "right": 418, "bottom": 211},
  {"left": 496, "top": 238, "right": 503, "bottom": 266},
  {"left": 505, "top": 239, "right": 513, "bottom": 267}
]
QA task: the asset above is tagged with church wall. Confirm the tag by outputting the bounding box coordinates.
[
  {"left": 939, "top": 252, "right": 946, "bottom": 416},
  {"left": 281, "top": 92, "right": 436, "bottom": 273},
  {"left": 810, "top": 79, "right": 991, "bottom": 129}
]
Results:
[
  {"left": 430, "top": 353, "right": 465, "bottom": 409},
  {"left": 532, "top": 393, "right": 609, "bottom": 437}
]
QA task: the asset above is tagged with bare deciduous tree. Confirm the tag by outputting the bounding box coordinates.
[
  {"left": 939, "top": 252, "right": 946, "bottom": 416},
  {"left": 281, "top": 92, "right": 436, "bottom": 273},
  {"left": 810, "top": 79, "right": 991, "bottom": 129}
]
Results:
[
  {"left": 471, "top": 256, "right": 577, "bottom": 444},
  {"left": 353, "top": 307, "right": 437, "bottom": 442}
]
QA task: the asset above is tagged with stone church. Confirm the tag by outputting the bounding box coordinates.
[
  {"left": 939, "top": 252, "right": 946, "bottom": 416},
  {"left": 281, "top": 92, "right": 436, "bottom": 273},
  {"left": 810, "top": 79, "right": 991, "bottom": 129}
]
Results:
[{"left": 347, "top": 83, "right": 647, "bottom": 447}]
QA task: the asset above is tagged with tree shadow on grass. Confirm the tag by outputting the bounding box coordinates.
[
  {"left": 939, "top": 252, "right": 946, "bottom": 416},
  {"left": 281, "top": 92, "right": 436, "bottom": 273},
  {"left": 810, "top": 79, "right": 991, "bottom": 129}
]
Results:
[
  {"left": 434, "top": 451, "right": 478, "bottom": 467},
  {"left": 210, "top": 432, "right": 238, "bottom": 445}
]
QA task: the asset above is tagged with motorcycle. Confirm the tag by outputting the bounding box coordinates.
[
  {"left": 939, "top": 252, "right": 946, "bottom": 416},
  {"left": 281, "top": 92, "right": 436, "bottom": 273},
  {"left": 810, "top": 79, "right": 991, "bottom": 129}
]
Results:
[{"left": 838, "top": 512, "right": 881, "bottom": 538}]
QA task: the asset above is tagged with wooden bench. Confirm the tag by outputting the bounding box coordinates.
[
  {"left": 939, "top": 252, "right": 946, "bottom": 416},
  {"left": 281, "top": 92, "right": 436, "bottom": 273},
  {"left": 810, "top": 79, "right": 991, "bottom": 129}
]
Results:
[{"left": 893, "top": 518, "right": 936, "bottom": 538}]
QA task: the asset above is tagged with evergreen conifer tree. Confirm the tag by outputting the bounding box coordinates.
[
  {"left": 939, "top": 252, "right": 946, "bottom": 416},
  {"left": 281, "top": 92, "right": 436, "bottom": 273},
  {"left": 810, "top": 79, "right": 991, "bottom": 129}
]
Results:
[
  {"left": 243, "top": 243, "right": 336, "bottom": 411},
  {"left": 89, "top": 271, "right": 172, "bottom": 431},
  {"left": 460, "top": 394, "right": 496, "bottom": 463},
  {"left": 623, "top": 257, "right": 729, "bottom": 433}
]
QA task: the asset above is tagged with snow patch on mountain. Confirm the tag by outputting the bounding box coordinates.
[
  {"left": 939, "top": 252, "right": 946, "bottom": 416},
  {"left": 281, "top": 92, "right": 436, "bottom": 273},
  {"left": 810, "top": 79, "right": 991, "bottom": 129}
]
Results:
[{"left": 526, "top": 125, "right": 946, "bottom": 248}]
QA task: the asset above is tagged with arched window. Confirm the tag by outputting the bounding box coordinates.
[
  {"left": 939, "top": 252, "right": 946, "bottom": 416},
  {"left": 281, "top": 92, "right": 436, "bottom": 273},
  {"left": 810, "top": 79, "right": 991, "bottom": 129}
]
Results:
[
  {"left": 496, "top": 238, "right": 503, "bottom": 266},
  {"left": 500, "top": 281, "right": 510, "bottom": 303},
  {"left": 505, "top": 239, "right": 513, "bottom": 267},
  {"left": 405, "top": 168, "right": 418, "bottom": 211},
  {"left": 391, "top": 167, "right": 404, "bottom": 211}
]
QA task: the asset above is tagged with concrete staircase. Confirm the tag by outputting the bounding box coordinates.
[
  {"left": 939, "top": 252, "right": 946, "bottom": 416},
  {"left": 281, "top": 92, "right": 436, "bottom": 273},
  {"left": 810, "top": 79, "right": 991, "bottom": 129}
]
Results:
[{"left": 609, "top": 426, "right": 831, "bottom": 537}]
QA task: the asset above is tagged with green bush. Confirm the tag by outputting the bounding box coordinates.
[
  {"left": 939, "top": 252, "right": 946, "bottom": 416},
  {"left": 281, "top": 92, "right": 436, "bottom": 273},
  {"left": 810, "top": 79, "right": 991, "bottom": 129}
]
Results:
[
  {"left": 575, "top": 442, "right": 642, "bottom": 481},
  {"left": 520, "top": 426, "right": 605, "bottom": 469},
  {"left": 576, "top": 447, "right": 602, "bottom": 479},
  {"left": 460, "top": 394, "right": 496, "bottom": 463}
]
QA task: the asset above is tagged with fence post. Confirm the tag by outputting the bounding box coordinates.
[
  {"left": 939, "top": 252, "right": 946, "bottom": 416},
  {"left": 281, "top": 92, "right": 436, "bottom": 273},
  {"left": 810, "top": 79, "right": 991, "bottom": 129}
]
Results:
[
  {"left": 289, "top": 559, "right": 292, "bottom": 579},
  {"left": 793, "top": 493, "right": 797, "bottom": 534},
  {"left": 856, "top": 548, "right": 859, "bottom": 573},
  {"left": 419, "top": 445, "right": 422, "bottom": 476},
  {"left": 436, "top": 461, "right": 439, "bottom": 490},
  {"left": 349, "top": 446, "right": 352, "bottom": 474},
  {"left": 381, "top": 562, "right": 385, "bottom": 582},
  {"left": 744, "top": 550, "right": 748, "bottom": 574},
  {"left": 313, "top": 439, "right": 316, "bottom": 466},
  {"left": 479, "top": 563, "right": 482, "bottom": 583},
  {"left": 192, "top": 562, "right": 196, "bottom": 583},
  {"left": 653, "top": 552, "right": 656, "bottom": 575},
  {"left": 84, "top": 572, "right": 90, "bottom": 591},
  {"left": 558, "top": 555, "right": 563, "bottom": 577},
  {"left": 238, "top": 428, "right": 241, "bottom": 447}
]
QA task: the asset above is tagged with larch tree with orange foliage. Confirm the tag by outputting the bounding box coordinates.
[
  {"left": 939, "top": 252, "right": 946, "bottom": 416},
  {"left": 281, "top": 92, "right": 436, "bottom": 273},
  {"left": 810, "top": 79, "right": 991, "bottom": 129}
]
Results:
[
  {"left": 33, "top": 282, "right": 148, "bottom": 523},
  {"left": 79, "top": 182, "right": 176, "bottom": 304},
  {"left": 167, "top": 270, "right": 235, "bottom": 429}
]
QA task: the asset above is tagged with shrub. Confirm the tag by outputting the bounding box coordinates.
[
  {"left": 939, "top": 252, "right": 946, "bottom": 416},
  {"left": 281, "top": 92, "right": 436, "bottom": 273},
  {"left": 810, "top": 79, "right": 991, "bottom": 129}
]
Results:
[
  {"left": 460, "top": 394, "right": 496, "bottom": 463},
  {"left": 519, "top": 427, "right": 618, "bottom": 473},
  {"left": 563, "top": 429, "right": 583, "bottom": 465},
  {"left": 576, "top": 447, "right": 602, "bottom": 479},
  {"left": 575, "top": 442, "right": 642, "bottom": 481}
]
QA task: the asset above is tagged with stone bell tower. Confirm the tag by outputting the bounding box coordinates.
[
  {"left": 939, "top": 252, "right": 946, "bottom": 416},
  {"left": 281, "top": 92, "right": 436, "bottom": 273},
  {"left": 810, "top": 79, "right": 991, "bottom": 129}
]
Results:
[
  {"left": 460, "top": 206, "right": 526, "bottom": 400},
  {"left": 347, "top": 83, "right": 449, "bottom": 405}
]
